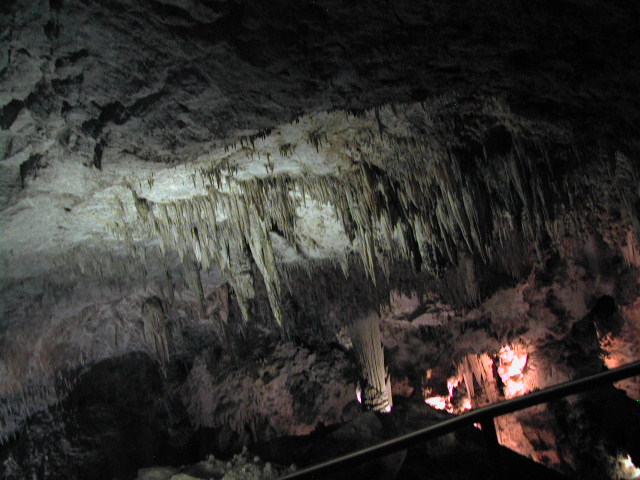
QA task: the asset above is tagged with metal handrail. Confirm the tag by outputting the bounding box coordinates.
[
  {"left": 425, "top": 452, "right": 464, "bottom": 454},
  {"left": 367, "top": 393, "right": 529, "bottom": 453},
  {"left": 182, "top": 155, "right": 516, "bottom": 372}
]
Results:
[{"left": 277, "top": 360, "right": 640, "bottom": 479}]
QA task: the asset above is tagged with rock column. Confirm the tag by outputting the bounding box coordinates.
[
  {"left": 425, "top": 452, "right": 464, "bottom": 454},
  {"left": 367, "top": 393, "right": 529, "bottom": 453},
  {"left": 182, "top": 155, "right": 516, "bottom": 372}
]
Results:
[{"left": 348, "top": 311, "right": 392, "bottom": 412}]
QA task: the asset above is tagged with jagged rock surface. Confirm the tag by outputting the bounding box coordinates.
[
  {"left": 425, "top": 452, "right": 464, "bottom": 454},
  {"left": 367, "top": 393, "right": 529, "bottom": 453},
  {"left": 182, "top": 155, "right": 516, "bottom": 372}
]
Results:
[{"left": 2, "top": 0, "right": 640, "bottom": 479}]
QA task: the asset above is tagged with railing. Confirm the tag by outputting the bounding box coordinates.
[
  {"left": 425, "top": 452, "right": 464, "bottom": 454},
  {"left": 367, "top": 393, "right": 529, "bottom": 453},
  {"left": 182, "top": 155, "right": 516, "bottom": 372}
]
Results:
[{"left": 277, "top": 360, "right": 640, "bottom": 479}]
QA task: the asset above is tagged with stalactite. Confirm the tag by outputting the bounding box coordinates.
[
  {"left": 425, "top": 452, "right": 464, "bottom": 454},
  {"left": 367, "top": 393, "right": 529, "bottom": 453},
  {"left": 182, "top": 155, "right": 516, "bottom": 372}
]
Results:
[
  {"left": 141, "top": 296, "right": 170, "bottom": 377},
  {"left": 242, "top": 201, "right": 286, "bottom": 328},
  {"left": 348, "top": 311, "right": 392, "bottom": 412},
  {"left": 614, "top": 151, "right": 640, "bottom": 236},
  {"left": 183, "top": 257, "right": 205, "bottom": 316},
  {"left": 227, "top": 240, "right": 256, "bottom": 324}
]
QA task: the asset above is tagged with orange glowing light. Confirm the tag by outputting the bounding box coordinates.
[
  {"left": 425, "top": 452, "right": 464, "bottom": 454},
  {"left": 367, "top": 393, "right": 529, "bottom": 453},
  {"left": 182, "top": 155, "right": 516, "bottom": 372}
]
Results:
[
  {"left": 447, "top": 377, "right": 461, "bottom": 397},
  {"left": 424, "top": 396, "right": 448, "bottom": 410},
  {"left": 497, "top": 345, "right": 528, "bottom": 398},
  {"left": 424, "top": 375, "right": 472, "bottom": 414}
]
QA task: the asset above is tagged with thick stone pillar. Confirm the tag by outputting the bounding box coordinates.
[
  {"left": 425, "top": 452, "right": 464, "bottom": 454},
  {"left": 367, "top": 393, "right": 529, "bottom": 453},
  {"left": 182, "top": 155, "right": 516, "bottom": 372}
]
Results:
[{"left": 348, "top": 311, "right": 392, "bottom": 412}]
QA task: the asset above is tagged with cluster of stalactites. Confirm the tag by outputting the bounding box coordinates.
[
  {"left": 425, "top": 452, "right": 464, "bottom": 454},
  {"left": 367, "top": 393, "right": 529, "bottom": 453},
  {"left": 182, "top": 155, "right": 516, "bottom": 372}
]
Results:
[
  {"left": 111, "top": 106, "right": 614, "bottom": 325},
  {"left": 111, "top": 181, "right": 285, "bottom": 325}
]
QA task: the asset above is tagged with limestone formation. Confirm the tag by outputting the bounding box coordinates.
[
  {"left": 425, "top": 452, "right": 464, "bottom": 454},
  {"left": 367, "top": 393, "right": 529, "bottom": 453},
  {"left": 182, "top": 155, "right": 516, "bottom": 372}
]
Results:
[
  {"left": 348, "top": 311, "right": 393, "bottom": 413},
  {"left": 92, "top": 104, "right": 573, "bottom": 326},
  {"left": 141, "top": 297, "right": 170, "bottom": 377},
  {"left": 2, "top": 0, "right": 640, "bottom": 477}
]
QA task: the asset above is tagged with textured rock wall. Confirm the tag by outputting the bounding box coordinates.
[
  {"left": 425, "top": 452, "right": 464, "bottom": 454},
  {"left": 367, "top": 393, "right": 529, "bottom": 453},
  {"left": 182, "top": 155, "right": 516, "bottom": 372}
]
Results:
[
  {"left": 380, "top": 243, "right": 640, "bottom": 478},
  {"left": 3, "top": 0, "right": 640, "bottom": 328},
  {"left": 2, "top": 0, "right": 640, "bottom": 478}
]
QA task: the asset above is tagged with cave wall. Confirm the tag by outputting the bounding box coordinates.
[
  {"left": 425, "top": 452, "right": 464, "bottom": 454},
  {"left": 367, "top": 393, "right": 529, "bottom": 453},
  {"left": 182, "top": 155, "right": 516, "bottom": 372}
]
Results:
[{"left": 2, "top": 0, "right": 640, "bottom": 478}]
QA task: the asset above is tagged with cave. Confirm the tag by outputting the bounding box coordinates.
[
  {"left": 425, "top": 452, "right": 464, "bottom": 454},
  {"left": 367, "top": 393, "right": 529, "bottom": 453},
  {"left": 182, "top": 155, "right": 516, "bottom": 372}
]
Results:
[{"left": 1, "top": 0, "right": 640, "bottom": 479}]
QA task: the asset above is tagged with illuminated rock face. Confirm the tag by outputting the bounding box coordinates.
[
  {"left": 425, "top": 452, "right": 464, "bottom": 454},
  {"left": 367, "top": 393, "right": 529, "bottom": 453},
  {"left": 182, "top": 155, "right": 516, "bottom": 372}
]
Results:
[{"left": 2, "top": 0, "right": 640, "bottom": 478}]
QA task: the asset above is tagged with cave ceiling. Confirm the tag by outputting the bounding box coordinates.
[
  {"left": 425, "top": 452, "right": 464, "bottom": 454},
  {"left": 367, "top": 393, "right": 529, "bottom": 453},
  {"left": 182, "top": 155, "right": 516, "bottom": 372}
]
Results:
[
  {"left": 1, "top": 0, "right": 640, "bottom": 371},
  {"left": 3, "top": 1, "right": 640, "bottom": 477}
]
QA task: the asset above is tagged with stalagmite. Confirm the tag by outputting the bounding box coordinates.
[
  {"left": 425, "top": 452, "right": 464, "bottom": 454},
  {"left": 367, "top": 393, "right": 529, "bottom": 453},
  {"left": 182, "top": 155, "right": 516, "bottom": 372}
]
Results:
[
  {"left": 141, "top": 297, "right": 170, "bottom": 377},
  {"left": 348, "top": 310, "right": 392, "bottom": 412}
]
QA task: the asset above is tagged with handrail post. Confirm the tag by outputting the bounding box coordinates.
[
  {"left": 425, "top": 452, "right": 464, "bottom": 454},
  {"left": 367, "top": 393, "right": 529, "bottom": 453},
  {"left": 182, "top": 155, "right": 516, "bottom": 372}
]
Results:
[{"left": 480, "top": 417, "right": 503, "bottom": 479}]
